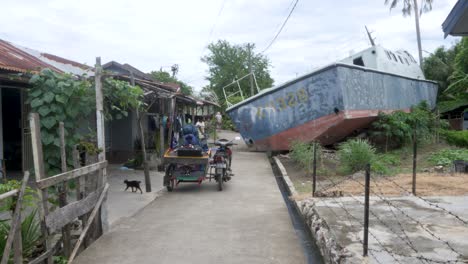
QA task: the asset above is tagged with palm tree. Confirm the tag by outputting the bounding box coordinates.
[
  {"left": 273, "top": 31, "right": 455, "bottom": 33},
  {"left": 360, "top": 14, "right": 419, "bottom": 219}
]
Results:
[{"left": 385, "top": 0, "right": 434, "bottom": 67}]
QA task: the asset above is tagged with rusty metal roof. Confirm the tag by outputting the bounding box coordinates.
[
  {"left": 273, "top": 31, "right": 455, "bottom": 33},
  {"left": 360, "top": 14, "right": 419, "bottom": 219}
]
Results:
[
  {"left": 0, "top": 39, "right": 61, "bottom": 73},
  {"left": 0, "top": 39, "right": 93, "bottom": 76}
]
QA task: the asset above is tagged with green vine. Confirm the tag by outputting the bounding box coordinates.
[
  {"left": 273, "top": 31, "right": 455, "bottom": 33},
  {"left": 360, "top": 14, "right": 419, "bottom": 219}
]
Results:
[{"left": 28, "top": 69, "right": 143, "bottom": 175}]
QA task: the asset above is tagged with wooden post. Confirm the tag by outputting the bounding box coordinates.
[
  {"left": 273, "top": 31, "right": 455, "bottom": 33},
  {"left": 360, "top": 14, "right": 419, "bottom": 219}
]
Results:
[
  {"left": 191, "top": 106, "right": 195, "bottom": 124},
  {"left": 412, "top": 128, "right": 417, "bottom": 196},
  {"left": 312, "top": 142, "right": 317, "bottom": 197},
  {"left": 59, "top": 122, "right": 71, "bottom": 257},
  {"left": 1, "top": 172, "right": 29, "bottom": 264},
  {"left": 95, "top": 57, "right": 109, "bottom": 233},
  {"left": 159, "top": 98, "right": 165, "bottom": 159},
  {"left": 131, "top": 73, "right": 152, "bottom": 192},
  {"left": 30, "top": 113, "right": 53, "bottom": 264},
  {"left": 167, "top": 97, "right": 176, "bottom": 149},
  {"left": 363, "top": 164, "right": 370, "bottom": 257}
]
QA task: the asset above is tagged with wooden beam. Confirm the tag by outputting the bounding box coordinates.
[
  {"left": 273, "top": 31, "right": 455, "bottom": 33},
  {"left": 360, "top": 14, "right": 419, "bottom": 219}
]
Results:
[
  {"left": 68, "top": 183, "right": 109, "bottom": 263},
  {"left": 46, "top": 186, "right": 103, "bottom": 234},
  {"left": 28, "top": 238, "right": 61, "bottom": 264},
  {"left": 30, "top": 113, "right": 53, "bottom": 264},
  {"left": 1, "top": 171, "right": 29, "bottom": 264},
  {"left": 0, "top": 189, "right": 18, "bottom": 200},
  {"left": 36, "top": 161, "right": 107, "bottom": 189}
]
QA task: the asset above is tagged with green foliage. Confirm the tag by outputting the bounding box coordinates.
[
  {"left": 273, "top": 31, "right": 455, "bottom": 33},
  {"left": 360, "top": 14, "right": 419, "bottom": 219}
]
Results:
[
  {"left": 428, "top": 148, "right": 468, "bottom": 166},
  {"left": 0, "top": 210, "right": 41, "bottom": 261},
  {"left": 290, "top": 141, "right": 321, "bottom": 172},
  {"left": 149, "top": 70, "right": 193, "bottom": 95},
  {"left": 0, "top": 180, "right": 37, "bottom": 211},
  {"left": 28, "top": 69, "right": 143, "bottom": 175},
  {"left": 53, "top": 256, "right": 68, "bottom": 264},
  {"left": 103, "top": 78, "right": 144, "bottom": 120},
  {"left": 423, "top": 44, "right": 459, "bottom": 96},
  {"left": 372, "top": 153, "right": 401, "bottom": 175},
  {"left": 222, "top": 117, "right": 236, "bottom": 131},
  {"left": 371, "top": 101, "right": 441, "bottom": 150},
  {"left": 338, "top": 139, "right": 376, "bottom": 174},
  {"left": 442, "top": 130, "right": 468, "bottom": 148},
  {"left": 202, "top": 40, "right": 274, "bottom": 109}
]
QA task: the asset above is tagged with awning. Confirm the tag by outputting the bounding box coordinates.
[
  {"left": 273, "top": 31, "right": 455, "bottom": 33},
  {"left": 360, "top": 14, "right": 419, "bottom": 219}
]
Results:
[{"left": 442, "top": 0, "right": 468, "bottom": 38}]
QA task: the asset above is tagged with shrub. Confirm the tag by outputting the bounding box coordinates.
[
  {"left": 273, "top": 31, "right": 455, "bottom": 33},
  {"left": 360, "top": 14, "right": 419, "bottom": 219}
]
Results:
[
  {"left": 338, "top": 139, "right": 376, "bottom": 174},
  {"left": 0, "top": 210, "right": 41, "bottom": 261},
  {"left": 290, "top": 141, "right": 321, "bottom": 172},
  {"left": 427, "top": 148, "right": 468, "bottom": 166},
  {"left": 442, "top": 130, "right": 468, "bottom": 148},
  {"left": 372, "top": 153, "right": 401, "bottom": 175}
]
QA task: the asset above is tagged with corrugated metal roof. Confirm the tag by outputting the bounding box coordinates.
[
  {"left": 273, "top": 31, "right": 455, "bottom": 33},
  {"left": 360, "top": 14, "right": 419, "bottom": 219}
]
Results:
[
  {"left": 0, "top": 39, "right": 61, "bottom": 73},
  {"left": 442, "top": 0, "right": 468, "bottom": 37},
  {"left": 0, "top": 39, "right": 93, "bottom": 76}
]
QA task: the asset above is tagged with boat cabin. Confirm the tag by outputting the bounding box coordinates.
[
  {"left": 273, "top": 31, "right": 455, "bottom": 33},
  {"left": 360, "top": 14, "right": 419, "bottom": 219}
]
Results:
[{"left": 340, "top": 45, "right": 425, "bottom": 80}]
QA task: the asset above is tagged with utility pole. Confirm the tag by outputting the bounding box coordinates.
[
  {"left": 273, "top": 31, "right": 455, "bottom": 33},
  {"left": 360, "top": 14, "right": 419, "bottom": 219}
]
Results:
[{"left": 247, "top": 43, "right": 254, "bottom": 97}]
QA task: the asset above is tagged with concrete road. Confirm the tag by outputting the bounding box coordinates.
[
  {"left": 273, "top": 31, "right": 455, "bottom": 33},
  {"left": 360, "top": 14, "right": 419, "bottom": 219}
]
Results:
[{"left": 75, "top": 131, "right": 306, "bottom": 264}]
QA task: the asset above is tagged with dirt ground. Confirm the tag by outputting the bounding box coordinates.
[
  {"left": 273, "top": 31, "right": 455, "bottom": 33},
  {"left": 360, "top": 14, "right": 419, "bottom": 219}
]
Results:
[{"left": 279, "top": 156, "right": 468, "bottom": 199}]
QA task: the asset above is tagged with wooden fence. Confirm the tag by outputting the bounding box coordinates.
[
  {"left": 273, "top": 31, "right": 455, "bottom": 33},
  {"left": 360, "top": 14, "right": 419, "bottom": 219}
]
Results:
[
  {"left": 0, "top": 172, "right": 30, "bottom": 264},
  {"left": 6, "top": 113, "right": 109, "bottom": 264}
]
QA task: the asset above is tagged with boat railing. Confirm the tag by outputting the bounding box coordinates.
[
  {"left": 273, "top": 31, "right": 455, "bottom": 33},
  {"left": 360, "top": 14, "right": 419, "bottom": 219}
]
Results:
[{"left": 222, "top": 72, "right": 260, "bottom": 107}]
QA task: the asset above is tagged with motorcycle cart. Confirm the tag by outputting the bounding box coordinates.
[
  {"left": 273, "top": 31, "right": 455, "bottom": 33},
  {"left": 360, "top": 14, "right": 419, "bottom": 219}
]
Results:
[{"left": 163, "top": 147, "right": 212, "bottom": 191}]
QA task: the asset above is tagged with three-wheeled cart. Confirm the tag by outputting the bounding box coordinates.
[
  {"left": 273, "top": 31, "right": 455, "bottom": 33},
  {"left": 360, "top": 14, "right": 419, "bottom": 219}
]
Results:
[{"left": 163, "top": 148, "right": 215, "bottom": 191}]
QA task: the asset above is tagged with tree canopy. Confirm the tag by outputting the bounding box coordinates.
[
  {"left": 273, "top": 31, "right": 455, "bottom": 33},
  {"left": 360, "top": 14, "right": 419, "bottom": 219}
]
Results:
[
  {"left": 201, "top": 40, "right": 274, "bottom": 108},
  {"left": 422, "top": 38, "right": 468, "bottom": 113},
  {"left": 149, "top": 70, "right": 193, "bottom": 95}
]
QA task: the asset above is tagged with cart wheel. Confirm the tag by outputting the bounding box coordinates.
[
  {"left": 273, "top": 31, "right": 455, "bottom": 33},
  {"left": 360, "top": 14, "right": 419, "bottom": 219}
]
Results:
[
  {"left": 165, "top": 165, "right": 175, "bottom": 192},
  {"left": 167, "top": 178, "right": 175, "bottom": 192},
  {"left": 218, "top": 168, "right": 225, "bottom": 191}
]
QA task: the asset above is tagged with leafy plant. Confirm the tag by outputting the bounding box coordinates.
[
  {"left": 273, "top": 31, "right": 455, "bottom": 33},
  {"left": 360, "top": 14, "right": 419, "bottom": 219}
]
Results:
[
  {"left": 53, "top": 256, "right": 68, "bottom": 264},
  {"left": 0, "top": 210, "right": 41, "bottom": 261},
  {"left": 338, "top": 139, "right": 376, "bottom": 174},
  {"left": 290, "top": 141, "right": 321, "bottom": 173},
  {"left": 427, "top": 148, "right": 468, "bottom": 167},
  {"left": 371, "top": 101, "right": 442, "bottom": 150},
  {"left": 442, "top": 130, "right": 468, "bottom": 148},
  {"left": 0, "top": 180, "right": 37, "bottom": 211},
  {"left": 28, "top": 69, "right": 144, "bottom": 175},
  {"left": 372, "top": 153, "right": 401, "bottom": 175}
]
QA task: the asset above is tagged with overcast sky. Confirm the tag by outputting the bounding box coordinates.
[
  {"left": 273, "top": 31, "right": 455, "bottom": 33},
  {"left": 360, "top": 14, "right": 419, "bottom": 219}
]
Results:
[{"left": 0, "top": 0, "right": 460, "bottom": 91}]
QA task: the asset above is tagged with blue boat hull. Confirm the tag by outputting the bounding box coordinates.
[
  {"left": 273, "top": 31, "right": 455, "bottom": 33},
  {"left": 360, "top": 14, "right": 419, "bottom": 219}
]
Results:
[{"left": 226, "top": 63, "right": 438, "bottom": 151}]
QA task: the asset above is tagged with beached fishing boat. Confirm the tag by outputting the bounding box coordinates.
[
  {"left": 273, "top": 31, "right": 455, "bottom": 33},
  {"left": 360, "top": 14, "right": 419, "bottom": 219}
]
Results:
[{"left": 225, "top": 45, "right": 438, "bottom": 151}]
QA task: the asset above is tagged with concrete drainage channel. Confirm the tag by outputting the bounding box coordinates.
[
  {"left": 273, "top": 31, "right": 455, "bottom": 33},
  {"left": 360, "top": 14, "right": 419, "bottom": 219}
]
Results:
[{"left": 270, "top": 156, "right": 325, "bottom": 264}]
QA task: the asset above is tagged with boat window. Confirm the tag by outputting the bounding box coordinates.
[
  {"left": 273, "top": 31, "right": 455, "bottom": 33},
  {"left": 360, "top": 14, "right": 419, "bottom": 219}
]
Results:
[
  {"left": 404, "top": 58, "right": 409, "bottom": 65},
  {"left": 385, "top": 51, "right": 392, "bottom": 60},
  {"left": 353, "top": 57, "right": 365, "bottom": 66},
  {"left": 390, "top": 52, "right": 397, "bottom": 62},
  {"left": 398, "top": 55, "right": 404, "bottom": 64}
]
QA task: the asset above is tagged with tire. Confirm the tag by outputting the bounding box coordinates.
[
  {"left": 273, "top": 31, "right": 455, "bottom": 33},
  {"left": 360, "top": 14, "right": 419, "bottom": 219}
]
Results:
[
  {"left": 218, "top": 168, "right": 225, "bottom": 191},
  {"left": 165, "top": 165, "right": 175, "bottom": 192}
]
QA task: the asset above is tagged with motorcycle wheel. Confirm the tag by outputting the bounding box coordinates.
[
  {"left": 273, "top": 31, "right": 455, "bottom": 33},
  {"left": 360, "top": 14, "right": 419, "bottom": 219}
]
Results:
[{"left": 218, "top": 168, "right": 225, "bottom": 191}]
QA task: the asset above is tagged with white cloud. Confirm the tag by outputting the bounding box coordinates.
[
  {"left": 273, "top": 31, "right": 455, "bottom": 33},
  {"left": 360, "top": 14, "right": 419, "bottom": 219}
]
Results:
[{"left": 0, "top": 0, "right": 461, "bottom": 91}]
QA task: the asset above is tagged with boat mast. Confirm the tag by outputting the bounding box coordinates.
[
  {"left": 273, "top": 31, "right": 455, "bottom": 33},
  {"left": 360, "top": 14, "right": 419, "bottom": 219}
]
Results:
[{"left": 365, "top": 26, "right": 376, "bottom": 47}]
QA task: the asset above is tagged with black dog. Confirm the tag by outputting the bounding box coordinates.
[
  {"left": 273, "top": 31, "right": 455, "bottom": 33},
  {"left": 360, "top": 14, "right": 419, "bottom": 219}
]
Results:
[{"left": 124, "top": 180, "right": 143, "bottom": 194}]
